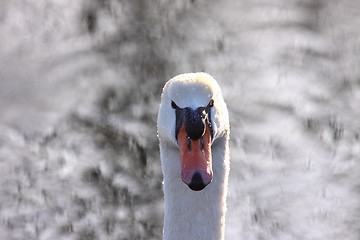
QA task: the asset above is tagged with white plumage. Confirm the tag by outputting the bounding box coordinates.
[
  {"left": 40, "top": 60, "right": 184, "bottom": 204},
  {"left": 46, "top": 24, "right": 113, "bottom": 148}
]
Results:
[{"left": 158, "top": 72, "right": 230, "bottom": 240}]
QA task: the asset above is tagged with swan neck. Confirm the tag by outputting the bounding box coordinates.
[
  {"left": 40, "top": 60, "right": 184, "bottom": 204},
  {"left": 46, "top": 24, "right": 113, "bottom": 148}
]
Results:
[{"left": 160, "top": 138, "right": 229, "bottom": 240}]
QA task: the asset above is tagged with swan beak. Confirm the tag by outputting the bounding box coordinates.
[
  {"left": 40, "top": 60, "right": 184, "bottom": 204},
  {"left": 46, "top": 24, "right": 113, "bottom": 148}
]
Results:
[{"left": 178, "top": 124, "right": 213, "bottom": 191}]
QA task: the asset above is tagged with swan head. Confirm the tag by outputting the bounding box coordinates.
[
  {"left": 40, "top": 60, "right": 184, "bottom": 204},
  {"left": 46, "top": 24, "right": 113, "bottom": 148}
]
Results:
[{"left": 158, "top": 72, "right": 229, "bottom": 191}]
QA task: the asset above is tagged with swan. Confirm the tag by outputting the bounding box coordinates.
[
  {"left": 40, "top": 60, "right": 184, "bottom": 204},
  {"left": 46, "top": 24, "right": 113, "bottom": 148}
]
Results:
[{"left": 157, "top": 72, "right": 230, "bottom": 240}]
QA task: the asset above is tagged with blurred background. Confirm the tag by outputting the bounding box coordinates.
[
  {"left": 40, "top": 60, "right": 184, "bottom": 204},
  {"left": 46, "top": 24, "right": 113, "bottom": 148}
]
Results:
[{"left": 0, "top": 0, "right": 360, "bottom": 239}]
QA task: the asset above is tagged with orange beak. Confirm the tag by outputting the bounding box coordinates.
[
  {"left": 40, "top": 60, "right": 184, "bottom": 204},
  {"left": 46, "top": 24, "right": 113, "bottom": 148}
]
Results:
[{"left": 177, "top": 123, "right": 213, "bottom": 191}]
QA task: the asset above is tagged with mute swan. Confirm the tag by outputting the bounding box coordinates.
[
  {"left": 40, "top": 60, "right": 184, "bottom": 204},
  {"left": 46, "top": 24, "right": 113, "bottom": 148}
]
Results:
[{"left": 157, "top": 72, "right": 230, "bottom": 240}]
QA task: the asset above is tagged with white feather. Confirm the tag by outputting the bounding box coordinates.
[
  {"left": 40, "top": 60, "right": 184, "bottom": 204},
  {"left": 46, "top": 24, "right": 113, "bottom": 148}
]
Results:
[{"left": 158, "top": 72, "right": 230, "bottom": 240}]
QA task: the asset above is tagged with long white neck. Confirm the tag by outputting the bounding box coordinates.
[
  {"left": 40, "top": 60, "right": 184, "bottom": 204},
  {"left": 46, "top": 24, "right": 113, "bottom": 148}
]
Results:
[{"left": 160, "top": 136, "right": 229, "bottom": 240}]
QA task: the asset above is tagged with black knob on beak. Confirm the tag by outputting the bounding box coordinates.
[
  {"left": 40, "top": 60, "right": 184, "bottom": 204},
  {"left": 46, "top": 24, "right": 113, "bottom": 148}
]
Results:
[{"left": 184, "top": 108, "right": 206, "bottom": 140}]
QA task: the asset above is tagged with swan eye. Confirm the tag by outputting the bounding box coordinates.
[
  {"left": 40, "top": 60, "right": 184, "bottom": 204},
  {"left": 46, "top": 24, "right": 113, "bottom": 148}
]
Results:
[
  {"left": 209, "top": 99, "right": 214, "bottom": 107},
  {"left": 171, "top": 100, "right": 178, "bottom": 109}
]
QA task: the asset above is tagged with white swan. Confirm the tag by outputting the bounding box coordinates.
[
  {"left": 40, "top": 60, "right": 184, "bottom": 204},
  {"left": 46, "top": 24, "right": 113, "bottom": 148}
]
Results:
[{"left": 157, "top": 72, "right": 230, "bottom": 240}]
